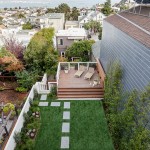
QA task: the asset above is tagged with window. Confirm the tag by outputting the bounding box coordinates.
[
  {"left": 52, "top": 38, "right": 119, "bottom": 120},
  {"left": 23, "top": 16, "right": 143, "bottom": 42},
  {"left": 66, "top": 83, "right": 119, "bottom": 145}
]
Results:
[{"left": 58, "top": 39, "right": 63, "bottom": 45}]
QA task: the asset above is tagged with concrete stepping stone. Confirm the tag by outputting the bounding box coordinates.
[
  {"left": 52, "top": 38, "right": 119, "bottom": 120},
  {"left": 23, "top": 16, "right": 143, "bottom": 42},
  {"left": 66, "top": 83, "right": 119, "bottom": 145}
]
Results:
[
  {"left": 64, "top": 102, "right": 70, "bottom": 109},
  {"left": 51, "top": 102, "right": 60, "bottom": 107},
  {"left": 62, "top": 122, "right": 70, "bottom": 133},
  {"left": 38, "top": 102, "right": 48, "bottom": 106},
  {"left": 40, "top": 95, "right": 47, "bottom": 100},
  {"left": 63, "top": 111, "right": 70, "bottom": 120},
  {"left": 61, "top": 136, "right": 69, "bottom": 149}
]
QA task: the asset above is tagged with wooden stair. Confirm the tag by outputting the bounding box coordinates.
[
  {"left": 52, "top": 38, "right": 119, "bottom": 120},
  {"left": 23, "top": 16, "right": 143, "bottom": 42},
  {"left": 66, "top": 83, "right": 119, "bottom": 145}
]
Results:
[{"left": 57, "top": 87, "right": 104, "bottom": 99}]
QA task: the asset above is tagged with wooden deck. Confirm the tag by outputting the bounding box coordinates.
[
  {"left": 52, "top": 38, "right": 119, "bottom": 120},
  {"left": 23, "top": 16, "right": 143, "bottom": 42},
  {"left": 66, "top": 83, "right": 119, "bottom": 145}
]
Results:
[{"left": 58, "top": 68, "right": 102, "bottom": 88}]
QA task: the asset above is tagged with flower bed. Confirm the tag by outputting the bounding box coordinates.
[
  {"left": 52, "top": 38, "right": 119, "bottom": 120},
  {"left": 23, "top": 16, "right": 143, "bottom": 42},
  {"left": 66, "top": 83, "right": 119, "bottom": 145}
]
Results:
[{"left": 14, "top": 99, "right": 40, "bottom": 150}]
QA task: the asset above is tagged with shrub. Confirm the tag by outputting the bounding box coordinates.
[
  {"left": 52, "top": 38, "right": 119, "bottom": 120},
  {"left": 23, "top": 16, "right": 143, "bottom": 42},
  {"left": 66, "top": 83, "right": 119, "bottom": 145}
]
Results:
[
  {"left": 14, "top": 132, "right": 21, "bottom": 144},
  {"left": 15, "top": 70, "right": 39, "bottom": 90},
  {"left": 3, "top": 106, "right": 9, "bottom": 114},
  {"left": 48, "top": 86, "right": 57, "bottom": 98},
  {"left": 15, "top": 87, "right": 28, "bottom": 93},
  {"left": 0, "top": 87, "right": 4, "bottom": 91}
]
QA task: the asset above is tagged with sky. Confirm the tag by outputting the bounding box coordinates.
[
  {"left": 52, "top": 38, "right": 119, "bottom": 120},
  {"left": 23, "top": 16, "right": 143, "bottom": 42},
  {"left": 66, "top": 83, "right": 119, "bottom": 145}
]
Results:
[{"left": 0, "top": 0, "right": 121, "bottom": 8}]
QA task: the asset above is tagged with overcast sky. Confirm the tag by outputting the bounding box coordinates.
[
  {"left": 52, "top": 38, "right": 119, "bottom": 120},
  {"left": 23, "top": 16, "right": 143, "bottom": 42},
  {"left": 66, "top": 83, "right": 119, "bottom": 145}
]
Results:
[{"left": 0, "top": 0, "right": 121, "bottom": 8}]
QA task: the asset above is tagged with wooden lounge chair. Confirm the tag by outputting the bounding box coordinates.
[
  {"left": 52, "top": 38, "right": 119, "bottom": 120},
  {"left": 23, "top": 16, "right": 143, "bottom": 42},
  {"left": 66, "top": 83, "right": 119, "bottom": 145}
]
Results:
[
  {"left": 84, "top": 67, "right": 95, "bottom": 80},
  {"left": 74, "top": 65, "right": 85, "bottom": 77}
]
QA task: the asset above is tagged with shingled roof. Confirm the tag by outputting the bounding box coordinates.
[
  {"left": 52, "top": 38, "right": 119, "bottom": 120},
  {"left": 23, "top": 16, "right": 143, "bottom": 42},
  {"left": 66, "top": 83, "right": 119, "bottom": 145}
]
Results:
[{"left": 105, "top": 6, "right": 150, "bottom": 48}]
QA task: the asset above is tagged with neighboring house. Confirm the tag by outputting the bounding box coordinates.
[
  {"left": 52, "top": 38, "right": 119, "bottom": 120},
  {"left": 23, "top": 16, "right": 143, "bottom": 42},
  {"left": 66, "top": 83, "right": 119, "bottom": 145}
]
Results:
[
  {"left": 99, "top": 5, "right": 150, "bottom": 91},
  {"left": 65, "top": 21, "right": 79, "bottom": 29},
  {"left": 78, "top": 11, "right": 106, "bottom": 28},
  {"left": 0, "top": 28, "right": 37, "bottom": 47},
  {"left": 36, "top": 13, "right": 65, "bottom": 32},
  {"left": 1, "top": 26, "right": 22, "bottom": 35},
  {"left": 56, "top": 28, "right": 87, "bottom": 56}
]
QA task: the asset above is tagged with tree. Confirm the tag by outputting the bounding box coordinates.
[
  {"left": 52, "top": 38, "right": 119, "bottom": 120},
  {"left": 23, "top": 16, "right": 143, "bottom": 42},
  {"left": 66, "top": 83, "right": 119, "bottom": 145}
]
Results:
[
  {"left": 18, "top": 13, "right": 25, "bottom": 18},
  {"left": 104, "top": 61, "right": 150, "bottom": 150},
  {"left": 65, "top": 40, "right": 95, "bottom": 61},
  {"left": 0, "top": 16, "right": 3, "bottom": 25},
  {"left": 46, "top": 8, "right": 55, "bottom": 13},
  {"left": 24, "top": 28, "right": 58, "bottom": 74},
  {"left": 55, "top": 3, "right": 71, "bottom": 20},
  {"left": 0, "top": 48, "right": 24, "bottom": 72},
  {"left": 70, "top": 7, "right": 80, "bottom": 20},
  {"left": 83, "top": 20, "right": 102, "bottom": 34},
  {"left": 3, "top": 36, "right": 24, "bottom": 61},
  {"left": 101, "top": 0, "right": 112, "bottom": 16},
  {"left": 22, "top": 22, "right": 33, "bottom": 30}
]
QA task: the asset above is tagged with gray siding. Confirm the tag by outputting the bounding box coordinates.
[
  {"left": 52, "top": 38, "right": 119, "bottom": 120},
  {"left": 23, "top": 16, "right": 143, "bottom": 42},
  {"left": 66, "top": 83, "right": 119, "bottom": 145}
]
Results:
[{"left": 100, "top": 21, "right": 150, "bottom": 91}]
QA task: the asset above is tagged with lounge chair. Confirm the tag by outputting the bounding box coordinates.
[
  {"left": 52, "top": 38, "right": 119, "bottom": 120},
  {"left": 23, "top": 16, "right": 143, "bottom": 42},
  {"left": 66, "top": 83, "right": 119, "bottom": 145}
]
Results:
[
  {"left": 74, "top": 65, "right": 85, "bottom": 77},
  {"left": 84, "top": 67, "right": 95, "bottom": 80}
]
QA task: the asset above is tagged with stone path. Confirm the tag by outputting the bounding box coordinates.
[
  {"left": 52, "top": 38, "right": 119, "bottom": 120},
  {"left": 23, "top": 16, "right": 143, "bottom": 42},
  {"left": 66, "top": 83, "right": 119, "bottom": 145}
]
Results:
[
  {"left": 40, "top": 95, "right": 47, "bottom": 100},
  {"left": 61, "top": 102, "right": 71, "bottom": 149},
  {"left": 63, "top": 111, "right": 70, "bottom": 120},
  {"left": 51, "top": 102, "right": 61, "bottom": 107},
  {"left": 61, "top": 137, "right": 69, "bottom": 149},
  {"left": 62, "top": 122, "right": 70, "bottom": 133},
  {"left": 38, "top": 102, "right": 49, "bottom": 106},
  {"left": 64, "top": 102, "right": 70, "bottom": 109}
]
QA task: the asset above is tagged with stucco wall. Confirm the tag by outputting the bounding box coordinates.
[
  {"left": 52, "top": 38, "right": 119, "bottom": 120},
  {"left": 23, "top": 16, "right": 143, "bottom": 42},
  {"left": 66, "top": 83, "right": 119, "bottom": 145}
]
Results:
[{"left": 100, "top": 21, "right": 150, "bottom": 91}]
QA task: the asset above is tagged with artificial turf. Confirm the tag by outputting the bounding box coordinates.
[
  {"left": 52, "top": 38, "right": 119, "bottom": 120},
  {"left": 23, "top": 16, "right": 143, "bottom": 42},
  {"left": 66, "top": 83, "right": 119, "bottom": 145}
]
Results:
[{"left": 34, "top": 99, "right": 114, "bottom": 150}]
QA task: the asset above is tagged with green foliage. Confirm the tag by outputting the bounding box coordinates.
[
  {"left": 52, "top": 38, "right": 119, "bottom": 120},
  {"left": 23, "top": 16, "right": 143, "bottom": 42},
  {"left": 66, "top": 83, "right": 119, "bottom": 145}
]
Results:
[
  {"left": 15, "top": 87, "right": 28, "bottom": 93},
  {"left": 15, "top": 70, "right": 38, "bottom": 90},
  {"left": 101, "top": 0, "right": 112, "bottom": 16},
  {"left": 18, "top": 13, "right": 25, "bottom": 19},
  {"left": 104, "top": 61, "right": 150, "bottom": 150},
  {"left": 15, "top": 100, "right": 41, "bottom": 149},
  {"left": 0, "top": 16, "right": 3, "bottom": 24},
  {"left": 48, "top": 86, "right": 57, "bottom": 98},
  {"left": 24, "top": 28, "right": 58, "bottom": 74},
  {"left": 84, "top": 20, "right": 102, "bottom": 34},
  {"left": 22, "top": 22, "right": 33, "bottom": 30},
  {"left": 70, "top": 7, "right": 80, "bottom": 20},
  {"left": 65, "top": 40, "right": 95, "bottom": 61},
  {"left": 55, "top": 3, "right": 70, "bottom": 20},
  {"left": 0, "top": 87, "right": 4, "bottom": 91},
  {"left": 98, "top": 28, "right": 102, "bottom": 40},
  {"left": 14, "top": 132, "right": 22, "bottom": 144}
]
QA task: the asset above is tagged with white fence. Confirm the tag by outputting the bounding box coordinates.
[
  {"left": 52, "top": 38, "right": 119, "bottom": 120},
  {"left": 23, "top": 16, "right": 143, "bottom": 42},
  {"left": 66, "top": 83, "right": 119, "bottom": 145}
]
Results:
[
  {"left": 5, "top": 73, "right": 50, "bottom": 150},
  {"left": 4, "top": 85, "right": 36, "bottom": 150}
]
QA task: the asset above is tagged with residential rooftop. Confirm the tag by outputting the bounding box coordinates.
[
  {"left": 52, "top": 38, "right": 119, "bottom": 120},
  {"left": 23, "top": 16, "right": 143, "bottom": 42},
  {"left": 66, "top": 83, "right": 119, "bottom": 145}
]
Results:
[
  {"left": 38, "top": 13, "right": 64, "bottom": 19},
  {"left": 56, "top": 28, "right": 87, "bottom": 37},
  {"left": 105, "top": 5, "right": 150, "bottom": 48}
]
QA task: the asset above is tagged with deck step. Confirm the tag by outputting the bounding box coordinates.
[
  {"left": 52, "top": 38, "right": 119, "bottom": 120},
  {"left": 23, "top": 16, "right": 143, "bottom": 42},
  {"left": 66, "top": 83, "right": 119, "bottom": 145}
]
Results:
[
  {"left": 57, "top": 95, "right": 104, "bottom": 98},
  {"left": 58, "top": 88, "right": 104, "bottom": 92},
  {"left": 58, "top": 91, "right": 104, "bottom": 95}
]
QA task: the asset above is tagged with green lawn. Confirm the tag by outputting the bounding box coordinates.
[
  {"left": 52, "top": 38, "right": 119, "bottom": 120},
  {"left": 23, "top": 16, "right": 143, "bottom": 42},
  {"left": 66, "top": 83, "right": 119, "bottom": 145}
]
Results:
[{"left": 34, "top": 99, "right": 114, "bottom": 150}]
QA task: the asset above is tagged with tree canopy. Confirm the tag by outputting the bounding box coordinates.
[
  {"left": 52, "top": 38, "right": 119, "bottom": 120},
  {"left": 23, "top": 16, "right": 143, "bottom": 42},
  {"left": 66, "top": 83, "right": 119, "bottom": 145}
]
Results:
[
  {"left": 46, "top": 3, "right": 79, "bottom": 21},
  {"left": 101, "top": 0, "right": 112, "bottom": 16},
  {"left": 104, "top": 61, "right": 150, "bottom": 150},
  {"left": 24, "top": 28, "right": 58, "bottom": 74},
  {"left": 84, "top": 20, "right": 102, "bottom": 34},
  {"left": 65, "top": 40, "right": 95, "bottom": 62},
  {"left": 22, "top": 22, "right": 33, "bottom": 30}
]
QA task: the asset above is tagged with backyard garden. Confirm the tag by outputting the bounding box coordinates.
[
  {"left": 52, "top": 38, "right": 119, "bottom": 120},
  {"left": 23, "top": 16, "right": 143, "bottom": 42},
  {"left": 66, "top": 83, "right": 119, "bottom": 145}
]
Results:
[{"left": 13, "top": 90, "right": 114, "bottom": 150}]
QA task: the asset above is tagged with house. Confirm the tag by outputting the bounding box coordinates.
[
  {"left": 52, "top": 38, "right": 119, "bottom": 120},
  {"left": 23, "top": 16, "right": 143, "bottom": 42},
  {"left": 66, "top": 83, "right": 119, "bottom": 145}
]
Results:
[
  {"left": 99, "top": 5, "right": 150, "bottom": 91},
  {"left": 65, "top": 21, "right": 79, "bottom": 29},
  {"left": 36, "top": 13, "right": 65, "bottom": 32},
  {"left": 55, "top": 28, "right": 87, "bottom": 56},
  {"left": 78, "top": 11, "right": 106, "bottom": 28}
]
